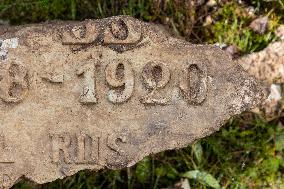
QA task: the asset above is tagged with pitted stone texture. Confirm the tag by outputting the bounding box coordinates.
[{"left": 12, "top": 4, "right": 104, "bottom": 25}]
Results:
[{"left": 0, "top": 16, "right": 266, "bottom": 188}]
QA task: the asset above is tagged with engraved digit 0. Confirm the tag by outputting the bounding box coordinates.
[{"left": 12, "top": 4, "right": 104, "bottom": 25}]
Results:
[
  {"left": 141, "top": 61, "right": 171, "bottom": 104},
  {"left": 105, "top": 59, "right": 134, "bottom": 103},
  {"left": 179, "top": 63, "right": 207, "bottom": 105},
  {"left": 77, "top": 60, "right": 98, "bottom": 104}
]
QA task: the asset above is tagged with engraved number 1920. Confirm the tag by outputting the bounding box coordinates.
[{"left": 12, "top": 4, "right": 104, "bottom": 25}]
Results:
[{"left": 77, "top": 59, "right": 207, "bottom": 105}]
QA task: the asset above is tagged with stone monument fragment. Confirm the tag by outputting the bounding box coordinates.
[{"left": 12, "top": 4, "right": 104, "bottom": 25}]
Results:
[{"left": 0, "top": 16, "right": 267, "bottom": 188}]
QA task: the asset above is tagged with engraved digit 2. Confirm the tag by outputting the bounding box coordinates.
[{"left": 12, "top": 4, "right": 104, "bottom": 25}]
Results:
[
  {"left": 179, "top": 64, "right": 207, "bottom": 105},
  {"left": 77, "top": 60, "right": 98, "bottom": 104},
  {"left": 141, "top": 61, "right": 171, "bottom": 104},
  {"left": 105, "top": 60, "right": 134, "bottom": 103}
]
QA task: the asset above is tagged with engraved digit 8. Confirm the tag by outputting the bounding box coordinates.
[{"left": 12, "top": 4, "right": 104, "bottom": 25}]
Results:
[
  {"left": 179, "top": 63, "right": 207, "bottom": 105},
  {"left": 0, "top": 62, "right": 29, "bottom": 103},
  {"left": 105, "top": 60, "right": 134, "bottom": 103},
  {"left": 141, "top": 61, "right": 171, "bottom": 104}
]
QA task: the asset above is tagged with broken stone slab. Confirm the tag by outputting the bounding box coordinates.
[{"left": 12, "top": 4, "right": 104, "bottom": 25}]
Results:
[{"left": 0, "top": 16, "right": 267, "bottom": 188}]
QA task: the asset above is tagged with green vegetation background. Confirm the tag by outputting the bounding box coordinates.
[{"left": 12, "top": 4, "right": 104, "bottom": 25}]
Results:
[{"left": 1, "top": 0, "right": 284, "bottom": 188}]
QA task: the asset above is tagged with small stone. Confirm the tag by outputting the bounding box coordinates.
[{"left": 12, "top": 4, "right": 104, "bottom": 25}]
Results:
[
  {"left": 214, "top": 43, "right": 227, "bottom": 49},
  {"left": 238, "top": 0, "right": 244, "bottom": 4},
  {"left": 203, "top": 15, "right": 213, "bottom": 26},
  {"left": 206, "top": 0, "right": 217, "bottom": 7},
  {"left": 224, "top": 45, "right": 241, "bottom": 59},
  {"left": 275, "top": 25, "right": 284, "bottom": 40},
  {"left": 267, "top": 84, "right": 282, "bottom": 102},
  {"left": 249, "top": 16, "right": 269, "bottom": 34},
  {"left": 167, "top": 178, "right": 191, "bottom": 189},
  {"left": 245, "top": 6, "right": 255, "bottom": 17},
  {"left": 194, "top": 0, "right": 205, "bottom": 6},
  {"left": 261, "top": 84, "right": 282, "bottom": 118}
]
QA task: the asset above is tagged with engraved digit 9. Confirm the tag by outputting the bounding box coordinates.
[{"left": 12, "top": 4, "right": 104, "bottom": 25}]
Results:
[
  {"left": 179, "top": 64, "right": 207, "bottom": 105},
  {"left": 141, "top": 61, "right": 171, "bottom": 104},
  {"left": 105, "top": 60, "right": 134, "bottom": 103},
  {"left": 77, "top": 60, "right": 97, "bottom": 104}
]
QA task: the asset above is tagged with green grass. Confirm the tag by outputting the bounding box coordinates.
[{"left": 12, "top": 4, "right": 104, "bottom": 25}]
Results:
[{"left": 1, "top": 0, "right": 284, "bottom": 188}]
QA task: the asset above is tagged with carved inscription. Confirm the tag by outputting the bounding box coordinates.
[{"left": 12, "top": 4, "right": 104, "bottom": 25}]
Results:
[
  {"left": 77, "top": 60, "right": 98, "bottom": 104},
  {"left": 105, "top": 60, "right": 134, "bottom": 103},
  {"left": 61, "top": 17, "right": 142, "bottom": 53},
  {"left": 179, "top": 63, "right": 207, "bottom": 105},
  {"left": 75, "top": 133, "right": 100, "bottom": 164},
  {"left": 0, "top": 135, "right": 14, "bottom": 164},
  {"left": 74, "top": 59, "right": 207, "bottom": 105},
  {"left": 50, "top": 133, "right": 71, "bottom": 164},
  {"left": 141, "top": 61, "right": 171, "bottom": 104},
  {"left": 50, "top": 133, "right": 101, "bottom": 164},
  {"left": 50, "top": 132, "right": 126, "bottom": 165},
  {"left": 0, "top": 58, "right": 208, "bottom": 105},
  {"left": 62, "top": 22, "right": 99, "bottom": 45},
  {"left": 104, "top": 18, "right": 142, "bottom": 44},
  {"left": 0, "top": 62, "right": 30, "bottom": 103},
  {"left": 107, "top": 133, "right": 127, "bottom": 155}
]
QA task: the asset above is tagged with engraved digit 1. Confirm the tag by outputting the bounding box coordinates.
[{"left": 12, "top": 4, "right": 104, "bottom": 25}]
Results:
[
  {"left": 76, "top": 60, "right": 98, "bottom": 104},
  {"left": 105, "top": 60, "right": 134, "bottom": 103},
  {"left": 179, "top": 63, "right": 207, "bottom": 105},
  {"left": 141, "top": 61, "right": 171, "bottom": 104}
]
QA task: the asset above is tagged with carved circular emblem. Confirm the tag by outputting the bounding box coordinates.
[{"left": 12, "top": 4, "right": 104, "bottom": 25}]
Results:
[
  {"left": 71, "top": 25, "right": 86, "bottom": 39},
  {"left": 110, "top": 19, "right": 129, "bottom": 40}
]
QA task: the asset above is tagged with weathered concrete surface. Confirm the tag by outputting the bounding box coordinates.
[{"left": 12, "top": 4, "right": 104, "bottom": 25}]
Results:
[{"left": 0, "top": 16, "right": 267, "bottom": 188}]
